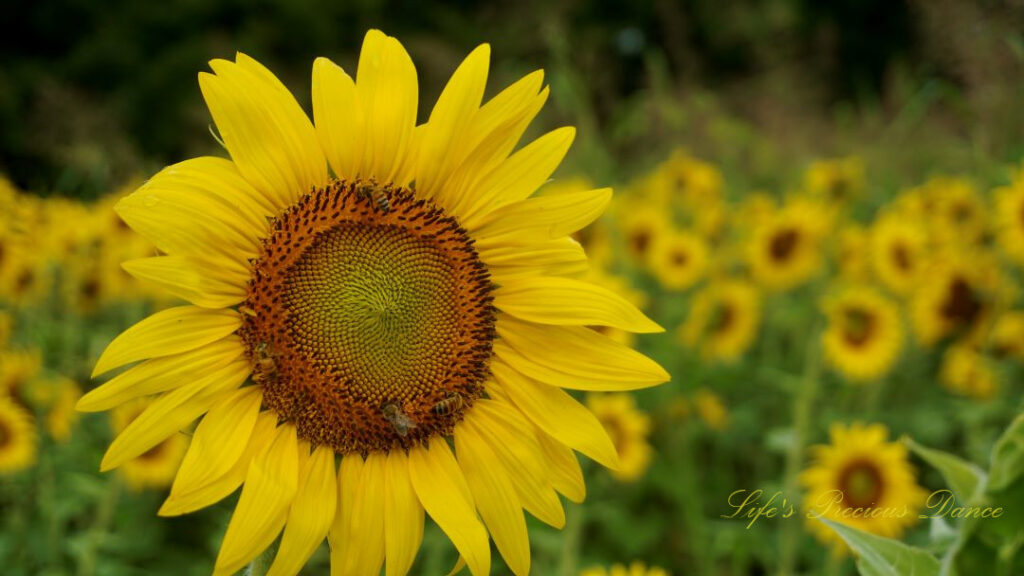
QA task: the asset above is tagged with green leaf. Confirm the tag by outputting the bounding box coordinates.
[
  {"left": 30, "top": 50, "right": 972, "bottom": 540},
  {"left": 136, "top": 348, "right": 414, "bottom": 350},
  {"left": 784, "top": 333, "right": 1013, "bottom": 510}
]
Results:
[
  {"left": 905, "top": 437, "right": 986, "bottom": 502},
  {"left": 988, "top": 413, "right": 1024, "bottom": 493},
  {"left": 820, "top": 519, "right": 940, "bottom": 576}
]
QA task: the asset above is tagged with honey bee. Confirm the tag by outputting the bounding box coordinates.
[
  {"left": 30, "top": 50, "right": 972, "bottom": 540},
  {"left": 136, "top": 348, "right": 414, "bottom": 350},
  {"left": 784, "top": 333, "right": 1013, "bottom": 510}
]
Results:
[
  {"left": 382, "top": 402, "right": 416, "bottom": 437},
  {"left": 356, "top": 184, "right": 390, "bottom": 213},
  {"left": 253, "top": 341, "right": 277, "bottom": 384},
  {"left": 431, "top": 393, "right": 464, "bottom": 417}
]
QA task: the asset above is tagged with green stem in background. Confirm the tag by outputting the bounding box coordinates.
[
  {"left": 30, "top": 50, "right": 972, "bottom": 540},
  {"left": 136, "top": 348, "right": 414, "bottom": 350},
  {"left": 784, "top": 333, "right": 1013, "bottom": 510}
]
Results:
[
  {"left": 77, "top": 477, "right": 122, "bottom": 576},
  {"left": 558, "top": 502, "right": 585, "bottom": 576},
  {"left": 777, "top": 325, "right": 823, "bottom": 576},
  {"left": 678, "top": 422, "right": 709, "bottom": 576}
]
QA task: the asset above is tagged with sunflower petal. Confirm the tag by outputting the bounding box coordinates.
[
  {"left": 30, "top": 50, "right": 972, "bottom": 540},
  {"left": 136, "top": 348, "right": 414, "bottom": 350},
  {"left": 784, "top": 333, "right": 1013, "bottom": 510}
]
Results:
[
  {"left": 408, "top": 437, "right": 490, "bottom": 576},
  {"left": 330, "top": 453, "right": 386, "bottom": 576},
  {"left": 170, "top": 386, "right": 262, "bottom": 497},
  {"left": 473, "top": 188, "right": 611, "bottom": 246},
  {"left": 92, "top": 306, "right": 241, "bottom": 378},
  {"left": 464, "top": 400, "right": 564, "bottom": 528},
  {"left": 536, "top": 431, "right": 585, "bottom": 503},
  {"left": 494, "top": 277, "right": 663, "bottom": 334},
  {"left": 312, "top": 57, "right": 364, "bottom": 181},
  {"left": 382, "top": 450, "right": 424, "bottom": 576},
  {"left": 122, "top": 255, "right": 248, "bottom": 309},
  {"left": 159, "top": 411, "right": 278, "bottom": 516},
  {"left": 495, "top": 317, "right": 669, "bottom": 390},
  {"left": 481, "top": 238, "right": 588, "bottom": 281},
  {"left": 268, "top": 444, "right": 338, "bottom": 576},
  {"left": 213, "top": 423, "right": 299, "bottom": 576},
  {"left": 490, "top": 359, "right": 620, "bottom": 470},
  {"left": 100, "top": 358, "right": 250, "bottom": 471},
  {"left": 200, "top": 55, "right": 327, "bottom": 211},
  {"left": 78, "top": 336, "right": 245, "bottom": 412},
  {"left": 455, "top": 425, "right": 530, "bottom": 576}
]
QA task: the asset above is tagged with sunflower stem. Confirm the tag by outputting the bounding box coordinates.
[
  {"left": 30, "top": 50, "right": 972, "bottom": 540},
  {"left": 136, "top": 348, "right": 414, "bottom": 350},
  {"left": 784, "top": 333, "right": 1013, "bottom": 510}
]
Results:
[
  {"left": 77, "top": 476, "right": 121, "bottom": 576},
  {"left": 557, "top": 502, "right": 585, "bottom": 576},
  {"left": 777, "top": 321, "right": 822, "bottom": 576}
]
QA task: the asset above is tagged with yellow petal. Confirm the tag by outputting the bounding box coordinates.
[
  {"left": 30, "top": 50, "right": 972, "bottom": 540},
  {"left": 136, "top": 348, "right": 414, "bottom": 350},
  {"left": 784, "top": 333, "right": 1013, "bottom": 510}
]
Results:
[
  {"left": 454, "top": 426, "right": 530, "bottom": 576},
  {"left": 480, "top": 238, "right": 588, "bottom": 282},
  {"left": 384, "top": 450, "right": 423, "bottom": 576},
  {"left": 213, "top": 423, "right": 299, "bottom": 576},
  {"left": 200, "top": 55, "right": 327, "bottom": 211},
  {"left": 267, "top": 445, "right": 338, "bottom": 576},
  {"left": 100, "top": 358, "right": 250, "bottom": 471},
  {"left": 330, "top": 453, "right": 385, "bottom": 576},
  {"left": 92, "top": 306, "right": 241, "bottom": 377},
  {"left": 355, "top": 30, "right": 419, "bottom": 183},
  {"left": 472, "top": 188, "right": 611, "bottom": 247},
  {"left": 494, "top": 277, "right": 663, "bottom": 334},
  {"left": 160, "top": 411, "right": 277, "bottom": 517},
  {"left": 115, "top": 158, "right": 270, "bottom": 261},
  {"left": 416, "top": 44, "right": 490, "bottom": 207},
  {"left": 170, "top": 386, "right": 262, "bottom": 497},
  {"left": 490, "top": 359, "right": 620, "bottom": 470},
  {"left": 536, "top": 431, "right": 585, "bottom": 503},
  {"left": 463, "top": 400, "right": 564, "bottom": 528},
  {"left": 459, "top": 127, "right": 575, "bottom": 229},
  {"left": 78, "top": 335, "right": 245, "bottom": 412},
  {"left": 312, "top": 57, "right": 365, "bottom": 181},
  {"left": 408, "top": 437, "right": 490, "bottom": 576},
  {"left": 495, "top": 317, "right": 669, "bottom": 390},
  {"left": 122, "top": 255, "right": 248, "bottom": 309}
]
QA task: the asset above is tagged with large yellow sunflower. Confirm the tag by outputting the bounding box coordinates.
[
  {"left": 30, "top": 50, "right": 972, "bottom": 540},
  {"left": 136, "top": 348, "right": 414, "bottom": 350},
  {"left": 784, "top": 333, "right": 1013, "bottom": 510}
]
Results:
[
  {"left": 112, "top": 399, "right": 189, "bottom": 490},
  {"left": 801, "top": 422, "right": 927, "bottom": 547},
  {"left": 679, "top": 278, "right": 760, "bottom": 363},
  {"left": 77, "top": 31, "right": 668, "bottom": 576},
  {"left": 0, "top": 394, "right": 37, "bottom": 474},
  {"left": 820, "top": 285, "right": 904, "bottom": 383}
]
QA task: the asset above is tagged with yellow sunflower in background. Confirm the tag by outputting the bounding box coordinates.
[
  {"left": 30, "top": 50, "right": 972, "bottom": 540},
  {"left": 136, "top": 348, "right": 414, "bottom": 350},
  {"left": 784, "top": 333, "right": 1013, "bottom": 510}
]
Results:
[
  {"left": 648, "top": 149, "right": 723, "bottom": 208},
  {"left": 112, "top": 399, "right": 189, "bottom": 490},
  {"left": 910, "top": 255, "right": 1002, "bottom": 347},
  {"left": 77, "top": 31, "right": 668, "bottom": 576},
  {"left": 994, "top": 180, "right": 1024, "bottom": 267},
  {"left": 691, "top": 388, "right": 729, "bottom": 431},
  {"left": 0, "top": 394, "right": 37, "bottom": 474},
  {"left": 679, "top": 278, "right": 760, "bottom": 363},
  {"left": 580, "top": 561, "right": 670, "bottom": 576},
  {"left": 803, "top": 156, "right": 864, "bottom": 205},
  {"left": 821, "top": 286, "right": 904, "bottom": 383},
  {"left": 587, "top": 393, "right": 653, "bottom": 483},
  {"left": 0, "top": 348, "right": 42, "bottom": 402},
  {"left": 647, "top": 230, "right": 708, "bottom": 291},
  {"left": 990, "top": 311, "right": 1024, "bottom": 359},
  {"left": 801, "top": 422, "right": 927, "bottom": 548},
  {"left": 619, "top": 205, "right": 670, "bottom": 266},
  {"left": 940, "top": 344, "right": 998, "bottom": 400},
  {"left": 835, "top": 225, "right": 870, "bottom": 281},
  {"left": 925, "top": 177, "right": 988, "bottom": 248},
  {"left": 870, "top": 214, "right": 928, "bottom": 297},
  {"left": 748, "top": 200, "right": 825, "bottom": 291},
  {"left": 32, "top": 376, "right": 82, "bottom": 443},
  {"left": 0, "top": 309, "right": 11, "bottom": 347}
]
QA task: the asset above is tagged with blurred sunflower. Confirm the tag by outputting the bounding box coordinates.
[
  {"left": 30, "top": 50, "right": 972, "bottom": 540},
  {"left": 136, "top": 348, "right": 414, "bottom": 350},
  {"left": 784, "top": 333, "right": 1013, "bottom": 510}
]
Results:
[
  {"left": 0, "top": 309, "right": 11, "bottom": 347},
  {"left": 580, "top": 561, "right": 670, "bottom": 576},
  {"left": 801, "top": 422, "right": 927, "bottom": 547},
  {"left": 78, "top": 31, "right": 668, "bottom": 576},
  {"left": 36, "top": 376, "right": 82, "bottom": 443},
  {"left": 939, "top": 344, "right": 997, "bottom": 400},
  {"left": 870, "top": 214, "right": 928, "bottom": 297},
  {"left": 910, "top": 255, "right": 1001, "bottom": 347},
  {"left": 649, "top": 149, "right": 723, "bottom": 208},
  {"left": 691, "top": 388, "right": 729, "bottom": 431},
  {"left": 0, "top": 348, "right": 42, "bottom": 404},
  {"left": 0, "top": 394, "right": 37, "bottom": 474},
  {"left": 994, "top": 181, "right": 1024, "bottom": 267},
  {"left": 112, "top": 400, "right": 189, "bottom": 490},
  {"left": 647, "top": 230, "right": 708, "bottom": 291},
  {"left": 679, "top": 278, "right": 760, "bottom": 362},
  {"left": 620, "top": 205, "right": 670, "bottom": 265},
  {"left": 0, "top": 247, "right": 51, "bottom": 306},
  {"left": 587, "top": 393, "right": 653, "bottom": 483},
  {"left": 925, "top": 177, "right": 987, "bottom": 248},
  {"left": 803, "top": 156, "right": 864, "bottom": 205},
  {"left": 748, "top": 201, "right": 825, "bottom": 291},
  {"left": 835, "top": 225, "right": 870, "bottom": 281},
  {"left": 990, "top": 311, "right": 1024, "bottom": 359},
  {"left": 821, "top": 286, "right": 904, "bottom": 383}
]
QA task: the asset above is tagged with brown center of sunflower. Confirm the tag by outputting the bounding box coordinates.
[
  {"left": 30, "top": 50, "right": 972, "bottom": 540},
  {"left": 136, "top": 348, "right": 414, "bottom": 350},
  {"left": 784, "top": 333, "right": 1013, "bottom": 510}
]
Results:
[
  {"left": 891, "top": 243, "right": 911, "bottom": 271},
  {"left": 837, "top": 459, "right": 884, "bottom": 508},
  {"left": 0, "top": 418, "right": 10, "bottom": 449},
  {"left": 240, "top": 180, "right": 495, "bottom": 454},
  {"left": 710, "top": 302, "right": 736, "bottom": 335},
  {"left": 841, "top": 306, "right": 876, "bottom": 347},
  {"left": 769, "top": 228, "right": 799, "bottom": 262},
  {"left": 940, "top": 277, "right": 983, "bottom": 328},
  {"left": 630, "top": 229, "right": 651, "bottom": 258},
  {"left": 670, "top": 248, "right": 689, "bottom": 267}
]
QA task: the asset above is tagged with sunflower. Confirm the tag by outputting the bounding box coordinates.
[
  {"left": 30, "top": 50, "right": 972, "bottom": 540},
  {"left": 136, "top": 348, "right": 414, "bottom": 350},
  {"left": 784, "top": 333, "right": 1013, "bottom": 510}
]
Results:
[
  {"left": 647, "top": 230, "right": 708, "bottom": 291},
  {"left": 801, "top": 422, "right": 927, "bottom": 547},
  {"left": 36, "top": 376, "right": 82, "bottom": 443},
  {"left": 909, "top": 255, "right": 1001, "bottom": 347},
  {"left": 803, "top": 156, "right": 864, "bottom": 205},
  {"left": 0, "top": 348, "right": 42, "bottom": 405},
  {"left": 112, "top": 400, "right": 189, "bottom": 490},
  {"left": 619, "top": 204, "right": 671, "bottom": 266},
  {"left": 835, "top": 225, "right": 870, "bottom": 282},
  {"left": 0, "top": 394, "right": 37, "bottom": 474},
  {"left": 924, "top": 177, "right": 987, "bottom": 249},
  {"left": 994, "top": 180, "right": 1024, "bottom": 267},
  {"left": 649, "top": 149, "right": 723, "bottom": 208},
  {"left": 679, "top": 278, "right": 760, "bottom": 363},
  {"left": 748, "top": 200, "right": 825, "bottom": 291},
  {"left": 939, "top": 344, "right": 998, "bottom": 400},
  {"left": 586, "top": 393, "right": 653, "bottom": 483},
  {"left": 580, "top": 561, "right": 670, "bottom": 576},
  {"left": 77, "top": 31, "right": 668, "bottom": 576},
  {"left": 691, "top": 388, "right": 729, "bottom": 431},
  {"left": 869, "top": 214, "right": 928, "bottom": 297},
  {"left": 0, "top": 309, "right": 11, "bottom": 348},
  {"left": 990, "top": 311, "right": 1024, "bottom": 359},
  {"left": 821, "top": 286, "right": 904, "bottom": 383}
]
